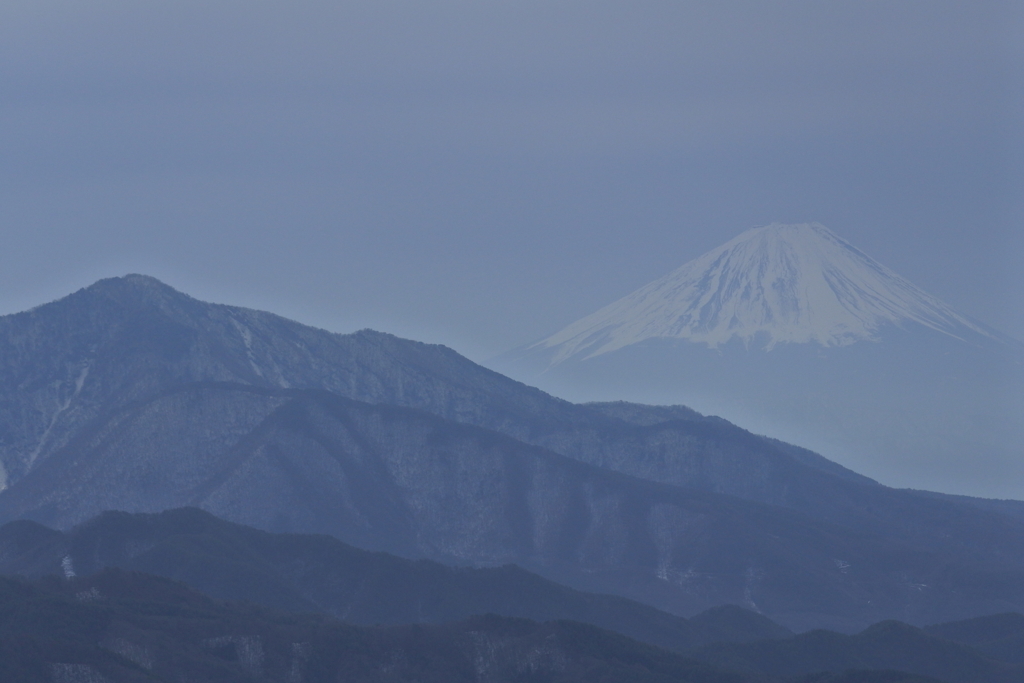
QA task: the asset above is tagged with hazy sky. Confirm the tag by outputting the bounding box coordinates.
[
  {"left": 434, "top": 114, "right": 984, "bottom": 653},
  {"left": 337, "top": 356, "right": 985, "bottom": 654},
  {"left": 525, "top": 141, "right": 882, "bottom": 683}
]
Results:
[{"left": 2, "top": 0, "right": 1021, "bottom": 364}]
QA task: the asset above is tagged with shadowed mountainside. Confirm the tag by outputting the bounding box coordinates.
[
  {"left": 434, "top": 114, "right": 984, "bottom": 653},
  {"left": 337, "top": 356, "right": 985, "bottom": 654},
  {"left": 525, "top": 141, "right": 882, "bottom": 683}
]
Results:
[
  {"left": 0, "top": 568, "right": 757, "bottom": 683},
  {"left": 0, "top": 507, "right": 792, "bottom": 653},
  {"left": 923, "top": 613, "right": 1024, "bottom": 664},
  {"left": 1, "top": 560, "right": 1011, "bottom": 682},
  {"left": 693, "top": 619, "right": 1024, "bottom": 683}
]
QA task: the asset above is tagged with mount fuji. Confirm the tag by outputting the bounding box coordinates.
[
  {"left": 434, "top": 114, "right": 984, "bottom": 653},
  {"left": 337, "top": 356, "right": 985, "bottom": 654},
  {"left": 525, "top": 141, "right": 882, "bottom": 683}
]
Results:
[
  {"left": 536, "top": 223, "right": 1003, "bottom": 361},
  {"left": 499, "top": 223, "right": 1024, "bottom": 498}
]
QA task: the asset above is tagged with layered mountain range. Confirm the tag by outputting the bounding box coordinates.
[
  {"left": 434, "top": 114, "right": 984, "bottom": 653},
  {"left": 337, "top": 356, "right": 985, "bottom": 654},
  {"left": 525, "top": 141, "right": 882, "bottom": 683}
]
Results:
[
  {"left": 0, "top": 568, "right": 755, "bottom": 683},
  {"left": 2, "top": 508, "right": 1022, "bottom": 683},
  {"left": 0, "top": 275, "right": 1022, "bottom": 636},
  {"left": 16, "top": 565, "right": 1013, "bottom": 683},
  {"left": 0, "top": 507, "right": 792, "bottom": 653},
  {"left": 502, "top": 223, "right": 1024, "bottom": 498}
]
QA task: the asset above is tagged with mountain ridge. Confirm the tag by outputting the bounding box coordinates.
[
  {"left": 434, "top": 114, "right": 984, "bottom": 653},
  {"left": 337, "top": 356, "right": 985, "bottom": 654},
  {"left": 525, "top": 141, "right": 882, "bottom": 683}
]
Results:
[
  {"left": 0, "top": 274, "right": 898, "bottom": 514},
  {"left": 1, "top": 275, "right": 1023, "bottom": 632}
]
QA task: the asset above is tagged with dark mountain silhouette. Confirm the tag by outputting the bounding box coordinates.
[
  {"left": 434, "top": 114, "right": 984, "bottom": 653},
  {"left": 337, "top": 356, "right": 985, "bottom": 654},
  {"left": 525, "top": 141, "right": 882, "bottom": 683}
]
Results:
[
  {"left": 791, "top": 674, "right": 940, "bottom": 683},
  {"left": 691, "top": 619, "right": 1024, "bottom": 683},
  {"left": 1, "top": 561, "right": 1008, "bottom": 683},
  {"left": 0, "top": 568, "right": 756, "bottom": 683},
  {"left": 0, "top": 507, "right": 791, "bottom": 653},
  {"left": 923, "top": 613, "right": 1024, "bottom": 664}
]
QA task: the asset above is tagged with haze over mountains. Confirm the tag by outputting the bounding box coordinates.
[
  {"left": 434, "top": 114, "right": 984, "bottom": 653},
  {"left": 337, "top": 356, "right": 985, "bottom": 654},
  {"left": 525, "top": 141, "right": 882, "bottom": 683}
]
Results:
[
  {"left": 0, "top": 275, "right": 1022, "bottom": 637},
  {"left": 501, "top": 223, "right": 1024, "bottom": 498}
]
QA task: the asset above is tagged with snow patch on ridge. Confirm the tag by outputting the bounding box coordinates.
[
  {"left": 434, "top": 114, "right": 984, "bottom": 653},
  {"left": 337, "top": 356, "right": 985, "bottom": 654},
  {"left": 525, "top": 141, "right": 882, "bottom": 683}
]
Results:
[
  {"left": 536, "top": 223, "right": 993, "bottom": 363},
  {"left": 231, "top": 317, "right": 265, "bottom": 379},
  {"left": 231, "top": 316, "right": 291, "bottom": 388},
  {"left": 27, "top": 364, "right": 90, "bottom": 468}
]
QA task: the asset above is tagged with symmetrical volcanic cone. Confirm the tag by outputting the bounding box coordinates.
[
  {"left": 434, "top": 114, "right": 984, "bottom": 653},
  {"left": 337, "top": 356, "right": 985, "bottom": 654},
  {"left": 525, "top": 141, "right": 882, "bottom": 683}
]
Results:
[{"left": 535, "top": 223, "right": 996, "bottom": 363}]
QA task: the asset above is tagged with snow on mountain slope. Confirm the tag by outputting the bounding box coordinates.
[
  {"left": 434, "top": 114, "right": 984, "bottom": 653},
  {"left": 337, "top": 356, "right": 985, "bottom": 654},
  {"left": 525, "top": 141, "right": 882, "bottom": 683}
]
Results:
[{"left": 535, "top": 223, "right": 994, "bottom": 363}]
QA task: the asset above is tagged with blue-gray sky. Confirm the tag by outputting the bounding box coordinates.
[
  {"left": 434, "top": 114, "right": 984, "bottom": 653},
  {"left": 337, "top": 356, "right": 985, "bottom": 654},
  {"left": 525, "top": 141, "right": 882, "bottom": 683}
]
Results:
[{"left": 2, "top": 0, "right": 1021, "bottom": 364}]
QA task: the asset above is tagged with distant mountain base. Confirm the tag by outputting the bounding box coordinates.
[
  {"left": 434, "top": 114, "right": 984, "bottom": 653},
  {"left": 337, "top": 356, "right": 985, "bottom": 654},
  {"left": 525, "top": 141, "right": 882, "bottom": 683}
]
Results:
[
  {"left": 694, "top": 617, "right": 1024, "bottom": 683},
  {"left": 500, "top": 326, "right": 1024, "bottom": 498},
  {"left": 1, "top": 561, "right": 1018, "bottom": 682},
  {"left": 0, "top": 568, "right": 750, "bottom": 683},
  {"left": 0, "top": 507, "right": 792, "bottom": 654}
]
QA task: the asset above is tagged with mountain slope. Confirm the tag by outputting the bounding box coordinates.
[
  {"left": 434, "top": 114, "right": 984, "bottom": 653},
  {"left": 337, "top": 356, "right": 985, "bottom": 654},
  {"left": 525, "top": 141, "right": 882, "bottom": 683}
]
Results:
[
  {"left": 584, "top": 401, "right": 876, "bottom": 486},
  {"left": 692, "top": 620, "right": 1024, "bottom": 683},
  {"left": 0, "top": 275, "right": 914, "bottom": 523},
  {"left": 0, "top": 507, "right": 792, "bottom": 653},
  {"left": 0, "top": 274, "right": 583, "bottom": 487},
  {"left": 0, "top": 568, "right": 754, "bottom": 683},
  {"left": 2, "top": 566, "right": 1007, "bottom": 683},
  {"left": 1, "top": 383, "right": 1023, "bottom": 631},
  {"left": 924, "top": 613, "right": 1024, "bottom": 664}
]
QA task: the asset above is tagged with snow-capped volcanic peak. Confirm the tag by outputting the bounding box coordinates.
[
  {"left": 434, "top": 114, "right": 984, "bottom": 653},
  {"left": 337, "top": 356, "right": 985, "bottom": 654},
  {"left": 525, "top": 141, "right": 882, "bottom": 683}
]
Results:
[{"left": 536, "top": 223, "right": 992, "bottom": 362}]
